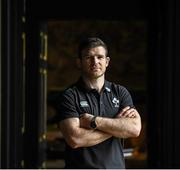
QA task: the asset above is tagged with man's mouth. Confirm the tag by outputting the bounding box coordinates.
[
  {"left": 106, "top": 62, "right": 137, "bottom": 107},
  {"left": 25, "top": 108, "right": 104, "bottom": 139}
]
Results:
[{"left": 91, "top": 67, "right": 100, "bottom": 71}]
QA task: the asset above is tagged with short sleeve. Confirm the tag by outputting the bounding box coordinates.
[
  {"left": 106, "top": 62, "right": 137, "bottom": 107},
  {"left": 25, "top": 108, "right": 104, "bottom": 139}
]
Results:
[
  {"left": 118, "top": 86, "right": 135, "bottom": 110},
  {"left": 55, "top": 90, "right": 79, "bottom": 122}
]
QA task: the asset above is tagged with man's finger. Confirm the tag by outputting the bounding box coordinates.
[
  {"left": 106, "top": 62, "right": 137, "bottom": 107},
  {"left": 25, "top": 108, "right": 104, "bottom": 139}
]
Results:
[{"left": 119, "top": 106, "right": 130, "bottom": 114}]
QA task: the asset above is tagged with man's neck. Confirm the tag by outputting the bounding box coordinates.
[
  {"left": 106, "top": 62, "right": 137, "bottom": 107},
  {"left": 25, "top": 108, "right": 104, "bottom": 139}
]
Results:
[{"left": 82, "top": 76, "right": 105, "bottom": 93}]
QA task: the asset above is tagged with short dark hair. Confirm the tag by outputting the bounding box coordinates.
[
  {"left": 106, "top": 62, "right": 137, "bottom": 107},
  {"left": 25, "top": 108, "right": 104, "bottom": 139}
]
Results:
[{"left": 78, "top": 37, "right": 108, "bottom": 58}]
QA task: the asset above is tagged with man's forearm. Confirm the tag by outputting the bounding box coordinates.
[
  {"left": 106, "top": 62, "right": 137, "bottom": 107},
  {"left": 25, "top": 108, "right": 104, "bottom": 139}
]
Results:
[
  {"left": 79, "top": 107, "right": 141, "bottom": 139},
  {"left": 95, "top": 115, "right": 141, "bottom": 138},
  {"left": 70, "top": 128, "right": 112, "bottom": 148}
]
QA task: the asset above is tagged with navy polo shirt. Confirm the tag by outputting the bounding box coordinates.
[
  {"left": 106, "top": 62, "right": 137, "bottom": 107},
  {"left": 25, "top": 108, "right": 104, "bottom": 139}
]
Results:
[{"left": 56, "top": 77, "right": 134, "bottom": 169}]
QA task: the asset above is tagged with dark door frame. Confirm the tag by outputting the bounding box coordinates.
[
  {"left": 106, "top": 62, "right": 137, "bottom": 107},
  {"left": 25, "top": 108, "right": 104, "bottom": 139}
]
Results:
[
  {"left": 1, "top": 0, "right": 25, "bottom": 168},
  {"left": 147, "top": 0, "right": 180, "bottom": 168},
  {"left": 25, "top": 0, "right": 180, "bottom": 168}
]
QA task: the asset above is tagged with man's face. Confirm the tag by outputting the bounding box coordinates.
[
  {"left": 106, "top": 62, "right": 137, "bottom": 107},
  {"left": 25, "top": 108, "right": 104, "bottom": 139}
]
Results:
[{"left": 78, "top": 46, "right": 110, "bottom": 79}]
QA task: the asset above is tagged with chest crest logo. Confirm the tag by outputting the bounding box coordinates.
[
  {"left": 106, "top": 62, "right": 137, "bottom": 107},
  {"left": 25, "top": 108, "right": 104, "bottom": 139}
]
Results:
[
  {"left": 80, "top": 101, "right": 89, "bottom": 107},
  {"left": 112, "top": 97, "right": 119, "bottom": 107}
]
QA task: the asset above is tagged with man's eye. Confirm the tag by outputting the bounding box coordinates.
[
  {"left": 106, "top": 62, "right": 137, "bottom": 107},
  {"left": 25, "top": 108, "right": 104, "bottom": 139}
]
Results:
[
  {"left": 98, "top": 56, "right": 105, "bottom": 59},
  {"left": 84, "top": 55, "right": 105, "bottom": 60},
  {"left": 85, "top": 56, "right": 91, "bottom": 59}
]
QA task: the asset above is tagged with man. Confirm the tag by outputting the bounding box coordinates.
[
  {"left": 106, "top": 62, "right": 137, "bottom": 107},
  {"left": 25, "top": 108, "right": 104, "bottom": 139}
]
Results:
[{"left": 56, "top": 37, "right": 141, "bottom": 168}]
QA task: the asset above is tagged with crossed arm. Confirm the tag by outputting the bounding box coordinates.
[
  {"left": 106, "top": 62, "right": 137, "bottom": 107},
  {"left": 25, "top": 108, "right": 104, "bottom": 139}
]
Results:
[
  {"left": 59, "top": 118, "right": 112, "bottom": 148},
  {"left": 59, "top": 106, "right": 141, "bottom": 149}
]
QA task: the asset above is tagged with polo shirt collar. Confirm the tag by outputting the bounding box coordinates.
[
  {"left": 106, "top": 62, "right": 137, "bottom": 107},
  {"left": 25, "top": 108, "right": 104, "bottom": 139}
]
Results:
[{"left": 76, "top": 77, "right": 111, "bottom": 93}]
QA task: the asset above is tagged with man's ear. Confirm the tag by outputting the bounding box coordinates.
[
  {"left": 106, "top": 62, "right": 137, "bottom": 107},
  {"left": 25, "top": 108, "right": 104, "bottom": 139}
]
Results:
[
  {"left": 106, "top": 57, "right": 110, "bottom": 67},
  {"left": 76, "top": 58, "right": 81, "bottom": 69}
]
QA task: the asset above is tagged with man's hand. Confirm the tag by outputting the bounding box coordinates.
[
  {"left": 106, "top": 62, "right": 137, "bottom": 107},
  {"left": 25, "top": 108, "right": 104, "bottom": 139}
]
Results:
[
  {"left": 116, "top": 106, "right": 137, "bottom": 118},
  {"left": 79, "top": 113, "right": 94, "bottom": 129}
]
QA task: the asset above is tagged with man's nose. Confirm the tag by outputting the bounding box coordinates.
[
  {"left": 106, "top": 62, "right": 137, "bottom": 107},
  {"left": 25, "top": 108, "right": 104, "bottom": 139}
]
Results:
[{"left": 92, "top": 56, "right": 99, "bottom": 64}]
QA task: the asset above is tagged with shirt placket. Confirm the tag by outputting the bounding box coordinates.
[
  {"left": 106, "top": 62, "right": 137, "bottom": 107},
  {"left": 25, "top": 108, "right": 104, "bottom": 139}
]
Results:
[{"left": 99, "top": 92, "right": 105, "bottom": 116}]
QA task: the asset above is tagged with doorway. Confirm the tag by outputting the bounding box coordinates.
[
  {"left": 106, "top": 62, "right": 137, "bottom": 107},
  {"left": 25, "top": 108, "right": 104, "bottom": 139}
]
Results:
[{"left": 46, "top": 20, "right": 148, "bottom": 168}]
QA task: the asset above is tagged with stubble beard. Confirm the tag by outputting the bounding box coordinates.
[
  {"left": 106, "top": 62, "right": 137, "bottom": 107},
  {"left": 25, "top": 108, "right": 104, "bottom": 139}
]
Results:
[{"left": 84, "top": 70, "right": 105, "bottom": 80}]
